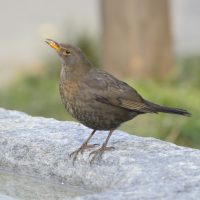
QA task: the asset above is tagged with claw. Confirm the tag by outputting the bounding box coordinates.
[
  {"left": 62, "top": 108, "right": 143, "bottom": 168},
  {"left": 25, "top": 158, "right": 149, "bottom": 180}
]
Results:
[
  {"left": 69, "top": 143, "right": 99, "bottom": 165},
  {"left": 89, "top": 146, "right": 115, "bottom": 165}
]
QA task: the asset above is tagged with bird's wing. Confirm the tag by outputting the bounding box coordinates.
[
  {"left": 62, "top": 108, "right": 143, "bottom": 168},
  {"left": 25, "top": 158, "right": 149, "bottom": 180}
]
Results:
[
  {"left": 95, "top": 95, "right": 154, "bottom": 113},
  {"left": 84, "top": 69, "right": 156, "bottom": 113}
]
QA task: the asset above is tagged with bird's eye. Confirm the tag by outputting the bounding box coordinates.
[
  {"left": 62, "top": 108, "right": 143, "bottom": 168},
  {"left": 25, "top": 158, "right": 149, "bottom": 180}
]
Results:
[{"left": 63, "top": 50, "right": 71, "bottom": 56}]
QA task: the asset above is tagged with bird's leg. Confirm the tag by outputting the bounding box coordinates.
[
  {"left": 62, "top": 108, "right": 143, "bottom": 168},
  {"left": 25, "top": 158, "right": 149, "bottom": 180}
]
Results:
[
  {"left": 89, "top": 129, "right": 115, "bottom": 164},
  {"left": 70, "top": 129, "right": 97, "bottom": 164}
]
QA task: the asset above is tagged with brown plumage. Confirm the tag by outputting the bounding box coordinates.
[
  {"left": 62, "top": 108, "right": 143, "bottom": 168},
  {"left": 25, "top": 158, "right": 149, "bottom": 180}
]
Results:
[{"left": 45, "top": 39, "right": 191, "bottom": 164}]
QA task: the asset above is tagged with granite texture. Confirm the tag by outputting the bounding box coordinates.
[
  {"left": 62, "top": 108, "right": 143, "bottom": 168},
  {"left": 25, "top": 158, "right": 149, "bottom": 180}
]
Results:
[{"left": 0, "top": 108, "right": 200, "bottom": 200}]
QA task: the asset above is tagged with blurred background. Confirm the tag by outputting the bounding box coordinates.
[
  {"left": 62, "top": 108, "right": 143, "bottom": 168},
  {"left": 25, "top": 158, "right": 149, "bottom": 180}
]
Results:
[{"left": 0, "top": 0, "right": 199, "bottom": 148}]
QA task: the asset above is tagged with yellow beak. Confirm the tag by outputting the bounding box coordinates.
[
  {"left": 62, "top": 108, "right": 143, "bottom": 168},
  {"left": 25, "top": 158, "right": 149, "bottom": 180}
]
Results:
[{"left": 45, "top": 38, "right": 61, "bottom": 52}]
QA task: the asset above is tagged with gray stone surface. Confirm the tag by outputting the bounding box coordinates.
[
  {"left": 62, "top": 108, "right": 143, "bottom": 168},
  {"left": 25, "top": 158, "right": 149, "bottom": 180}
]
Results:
[{"left": 0, "top": 108, "right": 200, "bottom": 200}]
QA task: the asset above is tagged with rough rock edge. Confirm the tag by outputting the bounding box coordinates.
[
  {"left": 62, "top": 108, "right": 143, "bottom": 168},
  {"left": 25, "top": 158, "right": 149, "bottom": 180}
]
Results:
[{"left": 0, "top": 108, "right": 200, "bottom": 200}]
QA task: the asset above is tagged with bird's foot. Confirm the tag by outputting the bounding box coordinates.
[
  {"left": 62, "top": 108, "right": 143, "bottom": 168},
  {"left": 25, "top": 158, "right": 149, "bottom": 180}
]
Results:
[
  {"left": 69, "top": 143, "right": 99, "bottom": 165},
  {"left": 89, "top": 145, "right": 115, "bottom": 165}
]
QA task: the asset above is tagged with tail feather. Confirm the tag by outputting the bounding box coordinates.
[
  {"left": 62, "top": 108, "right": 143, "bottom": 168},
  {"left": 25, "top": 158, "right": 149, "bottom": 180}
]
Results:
[{"left": 145, "top": 100, "right": 191, "bottom": 116}]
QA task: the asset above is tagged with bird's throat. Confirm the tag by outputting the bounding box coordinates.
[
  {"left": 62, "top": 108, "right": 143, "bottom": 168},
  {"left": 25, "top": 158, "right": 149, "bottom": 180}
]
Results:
[{"left": 60, "top": 64, "right": 90, "bottom": 83}]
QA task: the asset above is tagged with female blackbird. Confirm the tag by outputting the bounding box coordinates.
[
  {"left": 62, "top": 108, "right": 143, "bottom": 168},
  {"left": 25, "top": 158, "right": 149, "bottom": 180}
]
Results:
[{"left": 45, "top": 39, "right": 190, "bottom": 164}]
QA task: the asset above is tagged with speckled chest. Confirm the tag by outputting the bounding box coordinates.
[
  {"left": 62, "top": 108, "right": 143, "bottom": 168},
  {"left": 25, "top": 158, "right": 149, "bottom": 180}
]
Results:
[{"left": 59, "top": 79, "right": 80, "bottom": 117}]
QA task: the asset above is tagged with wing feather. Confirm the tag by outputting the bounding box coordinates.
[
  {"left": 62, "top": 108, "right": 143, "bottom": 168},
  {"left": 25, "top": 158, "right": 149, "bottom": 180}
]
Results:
[{"left": 84, "top": 69, "right": 155, "bottom": 113}]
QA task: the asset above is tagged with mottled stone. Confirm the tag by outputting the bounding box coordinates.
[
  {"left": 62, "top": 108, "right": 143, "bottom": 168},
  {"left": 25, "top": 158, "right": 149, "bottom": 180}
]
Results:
[{"left": 0, "top": 108, "right": 200, "bottom": 200}]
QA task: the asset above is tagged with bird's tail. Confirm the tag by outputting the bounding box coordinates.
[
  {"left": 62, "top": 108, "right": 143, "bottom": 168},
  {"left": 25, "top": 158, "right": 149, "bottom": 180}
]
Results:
[{"left": 145, "top": 100, "right": 191, "bottom": 116}]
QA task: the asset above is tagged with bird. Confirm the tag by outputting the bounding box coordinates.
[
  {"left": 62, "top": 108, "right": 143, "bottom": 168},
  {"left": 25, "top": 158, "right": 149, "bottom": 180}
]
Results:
[{"left": 45, "top": 38, "right": 190, "bottom": 164}]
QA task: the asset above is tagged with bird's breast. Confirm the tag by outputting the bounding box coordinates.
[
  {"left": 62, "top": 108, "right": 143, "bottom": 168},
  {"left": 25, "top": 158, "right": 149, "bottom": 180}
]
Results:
[{"left": 59, "top": 79, "right": 80, "bottom": 115}]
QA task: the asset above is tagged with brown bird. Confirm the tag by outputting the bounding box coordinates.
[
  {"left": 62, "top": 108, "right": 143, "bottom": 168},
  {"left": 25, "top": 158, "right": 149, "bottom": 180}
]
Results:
[{"left": 45, "top": 38, "right": 190, "bottom": 164}]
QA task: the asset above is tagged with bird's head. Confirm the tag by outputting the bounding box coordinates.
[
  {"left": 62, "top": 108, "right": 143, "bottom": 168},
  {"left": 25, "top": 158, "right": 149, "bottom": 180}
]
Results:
[{"left": 45, "top": 39, "right": 91, "bottom": 70}]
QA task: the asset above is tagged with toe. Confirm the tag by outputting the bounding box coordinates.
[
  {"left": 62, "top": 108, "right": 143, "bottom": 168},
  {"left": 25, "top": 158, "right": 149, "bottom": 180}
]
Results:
[{"left": 105, "top": 146, "right": 115, "bottom": 151}]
